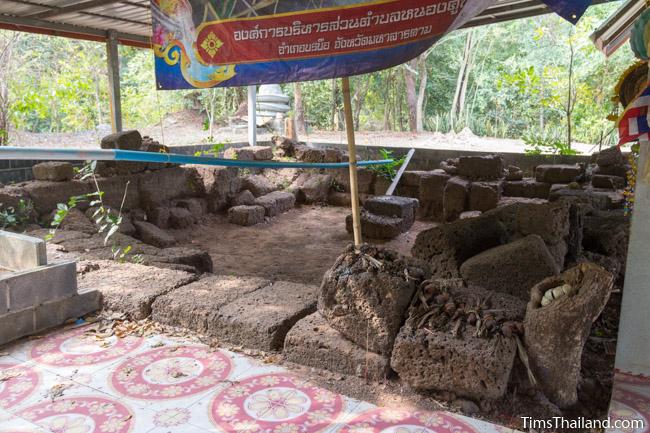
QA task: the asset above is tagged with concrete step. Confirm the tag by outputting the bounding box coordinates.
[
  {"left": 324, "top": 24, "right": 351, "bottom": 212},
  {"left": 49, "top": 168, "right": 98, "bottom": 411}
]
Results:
[
  {"left": 0, "top": 289, "right": 101, "bottom": 346},
  {"left": 1, "top": 261, "right": 77, "bottom": 313},
  {"left": 0, "top": 230, "right": 47, "bottom": 271}
]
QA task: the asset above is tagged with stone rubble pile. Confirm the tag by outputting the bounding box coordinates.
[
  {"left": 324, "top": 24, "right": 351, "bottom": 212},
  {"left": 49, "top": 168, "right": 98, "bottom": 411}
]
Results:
[
  {"left": 1, "top": 132, "right": 355, "bottom": 241},
  {"left": 286, "top": 174, "right": 623, "bottom": 408},
  {"left": 0, "top": 133, "right": 630, "bottom": 414},
  {"left": 272, "top": 135, "right": 344, "bottom": 163},
  {"left": 285, "top": 244, "right": 430, "bottom": 379},
  {"left": 391, "top": 280, "right": 526, "bottom": 400},
  {"left": 390, "top": 150, "right": 626, "bottom": 224}
]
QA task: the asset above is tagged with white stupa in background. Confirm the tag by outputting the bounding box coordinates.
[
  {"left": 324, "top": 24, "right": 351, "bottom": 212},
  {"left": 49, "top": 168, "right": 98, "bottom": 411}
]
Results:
[{"left": 256, "top": 84, "right": 290, "bottom": 131}]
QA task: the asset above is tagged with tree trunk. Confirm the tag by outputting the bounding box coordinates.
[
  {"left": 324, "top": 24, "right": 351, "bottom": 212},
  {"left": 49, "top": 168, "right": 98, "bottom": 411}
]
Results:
[
  {"left": 450, "top": 30, "right": 475, "bottom": 130},
  {"left": 352, "top": 78, "right": 369, "bottom": 131},
  {"left": 404, "top": 59, "right": 418, "bottom": 133},
  {"left": 330, "top": 79, "right": 338, "bottom": 131},
  {"left": 382, "top": 70, "right": 393, "bottom": 131},
  {"left": 566, "top": 41, "right": 575, "bottom": 149},
  {"left": 208, "top": 91, "right": 217, "bottom": 139},
  {"left": 458, "top": 58, "right": 471, "bottom": 126},
  {"left": 0, "top": 34, "right": 17, "bottom": 146},
  {"left": 395, "top": 76, "right": 405, "bottom": 131},
  {"left": 0, "top": 77, "right": 8, "bottom": 145},
  {"left": 94, "top": 71, "right": 103, "bottom": 127},
  {"left": 416, "top": 56, "right": 428, "bottom": 133},
  {"left": 235, "top": 87, "right": 246, "bottom": 111},
  {"left": 294, "top": 82, "right": 306, "bottom": 134}
]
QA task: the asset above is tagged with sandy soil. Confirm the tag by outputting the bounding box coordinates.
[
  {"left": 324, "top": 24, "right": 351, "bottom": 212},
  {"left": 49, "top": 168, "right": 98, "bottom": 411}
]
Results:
[
  {"left": 178, "top": 206, "right": 350, "bottom": 285},
  {"left": 174, "top": 205, "right": 435, "bottom": 285}
]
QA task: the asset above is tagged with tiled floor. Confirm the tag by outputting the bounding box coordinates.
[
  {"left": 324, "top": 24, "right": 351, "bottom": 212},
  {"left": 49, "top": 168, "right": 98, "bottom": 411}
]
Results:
[
  {"left": 0, "top": 323, "right": 514, "bottom": 433},
  {"left": 607, "top": 371, "right": 650, "bottom": 433}
]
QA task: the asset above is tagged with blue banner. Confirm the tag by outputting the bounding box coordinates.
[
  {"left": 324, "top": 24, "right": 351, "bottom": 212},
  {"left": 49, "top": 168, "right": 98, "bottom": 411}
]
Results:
[
  {"left": 151, "top": 0, "right": 592, "bottom": 90},
  {"left": 542, "top": 0, "right": 592, "bottom": 24}
]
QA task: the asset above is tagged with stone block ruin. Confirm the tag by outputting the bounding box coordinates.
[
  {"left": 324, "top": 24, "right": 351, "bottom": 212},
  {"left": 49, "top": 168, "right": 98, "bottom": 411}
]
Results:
[
  {"left": 0, "top": 131, "right": 631, "bottom": 423},
  {"left": 284, "top": 145, "right": 628, "bottom": 417}
]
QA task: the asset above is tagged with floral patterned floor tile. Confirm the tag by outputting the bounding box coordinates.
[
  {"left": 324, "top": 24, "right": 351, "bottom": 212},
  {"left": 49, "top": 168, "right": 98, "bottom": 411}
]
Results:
[
  {"left": 0, "top": 407, "right": 16, "bottom": 424},
  {"left": 17, "top": 395, "right": 135, "bottom": 433},
  {"left": 1, "top": 369, "right": 197, "bottom": 433},
  {"left": 70, "top": 344, "right": 239, "bottom": 418},
  {"left": 0, "top": 407, "right": 46, "bottom": 433},
  {"left": 147, "top": 425, "right": 215, "bottom": 433},
  {"left": 335, "top": 407, "right": 492, "bottom": 433},
  {"left": 184, "top": 372, "right": 350, "bottom": 433},
  {"left": 2, "top": 361, "right": 122, "bottom": 415},
  {"left": 0, "top": 412, "right": 46, "bottom": 433},
  {"left": 607, "top": 371, "right": 650, "bottom": 433},
  {"left": 316, "top": 398, "right": 371, "bottom": 433},
  {"left": 1, "top": 325, "right": 533, "bottom": 433},
  {"left": 226, "top": 357, "right": 287, "bottom": 382},
  {"left": 0, "top": 361, "right": 43, "bottom": 413},
  {"left": 27, "top": 325, "right": 144, "bottom": 376}
]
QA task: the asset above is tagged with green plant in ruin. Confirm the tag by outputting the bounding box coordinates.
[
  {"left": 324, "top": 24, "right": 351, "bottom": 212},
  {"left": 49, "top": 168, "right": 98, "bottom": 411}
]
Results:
[{"left": 47, "top": 161, "right": 143, "bottom": 264}]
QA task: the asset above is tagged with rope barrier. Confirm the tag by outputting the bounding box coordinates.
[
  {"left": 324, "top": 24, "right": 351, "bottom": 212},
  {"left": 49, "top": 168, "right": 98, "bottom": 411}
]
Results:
[{"left": 0, "top": 147, "right": 393, "bottom": 169}]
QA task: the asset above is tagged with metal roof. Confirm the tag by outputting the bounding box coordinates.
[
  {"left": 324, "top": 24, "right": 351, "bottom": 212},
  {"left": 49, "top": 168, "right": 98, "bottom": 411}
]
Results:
[
  {"left": 591, "top": 0, "right": 645, "bottom": 56},
  {"left": 0, "top": 0, "right": 152, "bottom": 47},
  {"left": 463, "top": 0, "right": 616, "bottom": 28},
  {"left": 0, "top": 0, "right": 619, "bottom": 48}
]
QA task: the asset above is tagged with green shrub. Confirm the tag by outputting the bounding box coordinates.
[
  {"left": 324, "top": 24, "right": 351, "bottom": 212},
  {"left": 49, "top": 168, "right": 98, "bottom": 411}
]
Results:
[
  {"left": 368, "top": 149, "right": 406, "bottom": 180},
  {"left": 0, "top": 199, "right": 34, "bottom": 230}
]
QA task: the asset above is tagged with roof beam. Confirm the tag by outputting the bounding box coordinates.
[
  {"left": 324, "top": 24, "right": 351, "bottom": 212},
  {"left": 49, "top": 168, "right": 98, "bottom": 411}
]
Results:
[{"left": 23, "top": 0, "right": 123, "bottom": 19}]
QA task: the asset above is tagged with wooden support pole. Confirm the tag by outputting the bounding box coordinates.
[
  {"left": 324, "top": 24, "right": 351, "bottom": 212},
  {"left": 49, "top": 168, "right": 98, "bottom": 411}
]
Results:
[
  {"left": 106, "top": 30, "right": 122, "bottom": 133},
  {"left": 248, "top": 85, "right": 257, "bottom": 146},
  {"left": 386, "top": 148, "right": 415, "bottom": 196},
  {"left": 342, "top": 76, "right": 362, "bottom": 246}
]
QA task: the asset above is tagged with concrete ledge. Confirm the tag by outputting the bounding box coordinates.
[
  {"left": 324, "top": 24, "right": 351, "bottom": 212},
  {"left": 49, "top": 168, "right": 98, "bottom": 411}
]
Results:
[
  {"left": 0, "top": 231, "right": 47, "bottom": 271},
  {"left": 0, "top": 289, "right": 101, "bottom": 346},
  {"left": 35, "top": 289, "right": 102, "bottom": 332},
  {"left": 1, "top": 261, "right": 77, "bottom": 313},
  {"left": 0, "top": 283, "right": 6, "bottom": 313},
  {"left": 0, "top": 308, "right": 33, "bottom": 346}
]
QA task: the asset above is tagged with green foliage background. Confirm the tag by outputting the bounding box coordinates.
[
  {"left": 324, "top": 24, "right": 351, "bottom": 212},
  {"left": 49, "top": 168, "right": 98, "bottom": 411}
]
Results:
[{"left": 1, "top": 1, "right": 635, "bottom": 145}]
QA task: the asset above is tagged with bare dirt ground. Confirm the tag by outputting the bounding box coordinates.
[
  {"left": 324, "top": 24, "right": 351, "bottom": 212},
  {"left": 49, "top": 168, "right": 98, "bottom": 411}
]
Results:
[
  {"left": 177, "top": 206, "right": 350, "bottom": 285},
  {"left": 8, "top": 109, "right": 601, "bottom": 154},
  {"left": 173, "top": 205, "right": 435, "bottom": 285}
]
